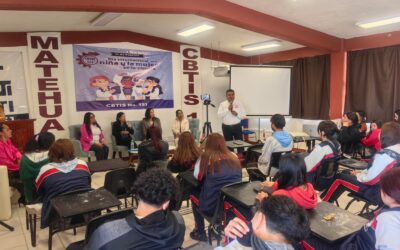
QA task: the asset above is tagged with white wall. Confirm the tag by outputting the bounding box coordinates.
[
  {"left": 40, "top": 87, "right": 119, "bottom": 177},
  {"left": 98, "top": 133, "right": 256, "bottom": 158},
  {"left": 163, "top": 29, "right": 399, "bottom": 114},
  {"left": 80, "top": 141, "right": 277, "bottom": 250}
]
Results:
[{"left": 0, "top": 41, "right": 231, "bottom": 146}]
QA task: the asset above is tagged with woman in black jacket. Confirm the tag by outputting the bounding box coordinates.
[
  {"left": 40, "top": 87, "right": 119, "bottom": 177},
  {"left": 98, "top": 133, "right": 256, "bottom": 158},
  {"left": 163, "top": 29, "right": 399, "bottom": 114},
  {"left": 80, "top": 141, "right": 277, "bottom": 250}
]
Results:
[
  {"left": 112, "top": 112, "right": 134, "bottom": 149},
  {"left": 338, "top": 112, "right": 364, "bottom": 154}
]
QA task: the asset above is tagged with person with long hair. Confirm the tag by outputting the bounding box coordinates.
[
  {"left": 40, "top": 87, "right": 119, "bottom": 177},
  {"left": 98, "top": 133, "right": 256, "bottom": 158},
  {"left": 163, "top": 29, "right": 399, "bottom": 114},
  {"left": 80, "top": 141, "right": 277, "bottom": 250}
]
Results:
[
  {"left": 305, "top": 121, "right": 341, "bottom": 187},
  {"left": 19, "top": 132, "right": 55, "bottom": 203},
  {"left": 0, "top": 123, "right": 23, "bottom": 202},
  {"left": 322, "top": 122, "right": 400, "bottom": 205},
  {"left": 190, "top": 133, "right": 242, "bottom": 241},
  {"left": 167, "top": 131, "right": 201, "bottom": 173},
  {"left": 260, "top": 153, "right": 318, "bottom": 209},
  {"left": 137, "top": 126, "right": 168, "bottom": 174},
  {"left": 80, "top": 112, "right": 109, "bottom": 160},
  {"left": 142, "top": 108, "right": 162, "bottom": 139},
  {"left": 341, "top": 168, "right": 400, "bottom": 249},
  {"left": 112, "top": 112, "right": 134, "bottom": 149},
  {"left": 35, "top": 139, "right": 91, "bottom": 228},
  {"left": 338, "top": 112, "right": 364, "bottom": 154},
  {"left": 172, "top": 109, "right": 189, "bottom": 145},
  {"left": 361, "top": 120, "right": 382, "bottom": 153}
]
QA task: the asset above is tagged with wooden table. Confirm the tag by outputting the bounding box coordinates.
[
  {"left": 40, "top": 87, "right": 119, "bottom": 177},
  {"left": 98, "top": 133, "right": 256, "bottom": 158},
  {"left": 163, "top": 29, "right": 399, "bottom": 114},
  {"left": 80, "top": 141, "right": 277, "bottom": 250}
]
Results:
[
  {"left": 87, "top": 158, "right": 132, "bottom": 173},
  {"left": 338, "top": 158, "right": 368, "bottom": 170}
]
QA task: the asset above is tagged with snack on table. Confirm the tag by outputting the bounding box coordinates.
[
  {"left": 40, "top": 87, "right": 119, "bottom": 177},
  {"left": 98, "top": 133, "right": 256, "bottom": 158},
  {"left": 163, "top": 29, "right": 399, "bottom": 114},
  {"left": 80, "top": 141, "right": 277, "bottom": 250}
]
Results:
[{"left": 323, "top": 213, "right": 336, "bottom": 221}]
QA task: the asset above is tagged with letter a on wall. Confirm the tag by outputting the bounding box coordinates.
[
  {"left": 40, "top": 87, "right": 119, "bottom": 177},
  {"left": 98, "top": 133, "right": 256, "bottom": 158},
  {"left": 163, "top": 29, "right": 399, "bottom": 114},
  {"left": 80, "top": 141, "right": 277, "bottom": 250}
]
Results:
[
  {"left": 27, "top": 32, "right": 69, "bottom": 138},
  {"left": 180, "top": 45, "right": 202, "bottom": 122}
]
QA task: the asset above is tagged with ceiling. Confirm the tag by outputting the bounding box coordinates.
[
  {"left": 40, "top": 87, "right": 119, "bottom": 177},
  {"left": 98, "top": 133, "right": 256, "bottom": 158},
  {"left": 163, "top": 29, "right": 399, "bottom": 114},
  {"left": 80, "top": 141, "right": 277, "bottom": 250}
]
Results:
[
  {"left": 227, "top": 0, "right": 400, "bottom": 39},
  {"left": 0, "top": 10, "right": 303, "bottom": 56}
]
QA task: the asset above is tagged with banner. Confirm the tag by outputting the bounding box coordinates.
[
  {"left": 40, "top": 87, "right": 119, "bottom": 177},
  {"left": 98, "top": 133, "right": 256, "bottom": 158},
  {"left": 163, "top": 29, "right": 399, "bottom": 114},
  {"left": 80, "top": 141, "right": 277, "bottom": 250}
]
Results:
[
  {"left": 73, "top": 45, "right": 173, "bottom": 111},
  {"left": 0, "top": 52, "right": 29, "bottom": 116},
  {"left": 27, "top": 32, "right": 69, "bottom": 137},
  {"left": 180, "top": 45, "right": 202, "bottom": 120}
]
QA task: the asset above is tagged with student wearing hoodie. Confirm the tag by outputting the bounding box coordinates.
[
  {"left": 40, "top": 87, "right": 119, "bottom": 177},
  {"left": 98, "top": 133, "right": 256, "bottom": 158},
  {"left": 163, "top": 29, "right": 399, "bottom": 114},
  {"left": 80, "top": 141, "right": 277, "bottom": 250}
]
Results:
[
  {"left": 19, "top": 132, "right": 55, "bottom": 203},
  {"left": 260, "top": 153, "right": 318, "bottom": 210},
  {"left": 217, "top": 195, "right": 310, "bottom": 250},
  {"left": 86, "top": 168, "right": 185, "bottom": 250},
  {"left": 258, "top": 114, "right": 293, "bottom": 175},
  {"left": 361, "top": 120, "right": 382, "bottom": 153},
  {"left": 322, "top": 122, "right": 400, "bottom": 205}
]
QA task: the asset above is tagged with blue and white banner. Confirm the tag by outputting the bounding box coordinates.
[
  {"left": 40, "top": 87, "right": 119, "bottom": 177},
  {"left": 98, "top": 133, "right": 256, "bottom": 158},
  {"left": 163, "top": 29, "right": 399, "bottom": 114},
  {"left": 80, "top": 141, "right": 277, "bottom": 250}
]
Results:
[{"left": 73, "top": 45, "right": 173, "bottom": 111}]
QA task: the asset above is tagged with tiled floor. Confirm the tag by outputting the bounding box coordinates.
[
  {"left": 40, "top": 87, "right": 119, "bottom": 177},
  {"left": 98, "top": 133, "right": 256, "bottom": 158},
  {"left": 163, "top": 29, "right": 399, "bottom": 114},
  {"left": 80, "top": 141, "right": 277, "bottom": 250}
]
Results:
[{"left": 1, "top": 168, "right": 367, "bottom": 250}]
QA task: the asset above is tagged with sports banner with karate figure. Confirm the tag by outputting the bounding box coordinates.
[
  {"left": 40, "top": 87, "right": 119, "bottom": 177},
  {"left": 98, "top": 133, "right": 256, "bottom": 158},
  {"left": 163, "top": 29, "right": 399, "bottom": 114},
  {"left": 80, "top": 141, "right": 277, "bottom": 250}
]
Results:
[{"left": 73, "top": 45, "right": 173, "bottom": 111}]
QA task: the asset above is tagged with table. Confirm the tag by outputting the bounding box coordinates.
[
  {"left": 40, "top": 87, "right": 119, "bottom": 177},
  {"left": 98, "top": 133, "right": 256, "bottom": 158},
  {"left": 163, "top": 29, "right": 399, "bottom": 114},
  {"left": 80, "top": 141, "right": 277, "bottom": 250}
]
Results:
[
  {"left": 87, "top": 158, "right": 132, "bottom": 173},
  {"left": 226, "top": 140, "right": 253, "bottom": 150},
  {"left": 293, "top": 136, "right": 320, "bottom": 152},
  {"left": 308, "top": 201, "right": 368, "bottom": 244},
  {"left": 338, "top": 158, "right": 368, "bottom": 170},
  {"left": 221, "top": 181, "right": 261, "bottom": 208}
]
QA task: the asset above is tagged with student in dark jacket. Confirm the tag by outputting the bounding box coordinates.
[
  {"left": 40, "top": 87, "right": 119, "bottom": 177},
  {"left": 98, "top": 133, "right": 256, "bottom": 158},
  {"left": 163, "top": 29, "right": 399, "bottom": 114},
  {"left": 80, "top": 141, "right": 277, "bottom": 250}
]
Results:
[
  {"left": 86, "top": 168, "right": 185, "bottom": 250},
  {"left": 338, "top": 112, "right": 364, "bottom": 154},
  {"left": 112, "top": 112, "right": 134, "bottom": 149},
  {"left": 35, "top": 139, "right": 91, "bottom": 228},
  {"left": 137, "top": 126, "right": 168, "bottom": 174},
  {"left": 190, "top": 133, "right": 242, "bottom": 242},
  {"left": 167, "top": 131, "right": 201, "bottom": 173}
]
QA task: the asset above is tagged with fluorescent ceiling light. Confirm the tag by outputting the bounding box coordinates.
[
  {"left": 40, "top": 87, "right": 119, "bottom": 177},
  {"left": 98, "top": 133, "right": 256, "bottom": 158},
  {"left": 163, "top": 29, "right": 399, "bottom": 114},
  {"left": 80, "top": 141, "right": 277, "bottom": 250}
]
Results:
[
  {"left": 356, "top": 16, "right": 400, "bottom": 29},
  {"left": 241, "top": 40, "right": 282, "bottom": 51},
  {"left": 91, "top": 13, "right": 122, "bottom": 26},
  {"left": 177, "top": 22, "right": 215, "bottom": 37}
]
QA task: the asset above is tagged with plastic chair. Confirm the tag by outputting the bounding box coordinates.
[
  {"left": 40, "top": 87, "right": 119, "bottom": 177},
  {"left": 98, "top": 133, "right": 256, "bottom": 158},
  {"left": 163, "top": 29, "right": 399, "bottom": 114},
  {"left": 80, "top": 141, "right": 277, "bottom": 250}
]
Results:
[
  {"left": 68, "top": 125, "right": 95, "bottom": 162},
  {"left": 188, "top": 118, "right": 201, "bottom": 143},
  {"left": 309, "top": 156, "right": 340, "bottom": 191},
  {"left": 103, "top": 168, "right": 137, "bottom": 208},
  {"left": 110, "top": 122, "right": 130, "bottom": 158},
  {"left": 267, "top": 151, "right": 290, "bottom": 177},
  {"left": 0, "top": 165, "right": 13, "bottom": 231},
  {"left": 66, "top": 208, "right": 133, "bottom": 250}
]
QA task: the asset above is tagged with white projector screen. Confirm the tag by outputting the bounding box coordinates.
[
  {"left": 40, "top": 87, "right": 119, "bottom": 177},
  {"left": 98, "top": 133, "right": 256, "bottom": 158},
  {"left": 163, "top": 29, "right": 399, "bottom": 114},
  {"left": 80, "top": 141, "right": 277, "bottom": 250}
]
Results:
[{"left": 230, "top": 65, "right": 291, "bottom": 116}]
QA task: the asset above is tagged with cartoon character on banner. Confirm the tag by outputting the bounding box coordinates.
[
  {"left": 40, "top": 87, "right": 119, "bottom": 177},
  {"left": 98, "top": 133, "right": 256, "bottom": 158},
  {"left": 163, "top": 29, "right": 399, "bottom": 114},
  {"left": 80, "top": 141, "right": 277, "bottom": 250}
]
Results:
[
  {"left": 89, "top": 75, "right": 121, "bottom": 101},
  {"left": 113, "top": 73, "right": 135, "bottom": 100},
  {"left": 132, "top": 79, "right": 145, "bottom": 100},
  {"left": 143, "top": 76, "right": 163, "bottom": 100}
]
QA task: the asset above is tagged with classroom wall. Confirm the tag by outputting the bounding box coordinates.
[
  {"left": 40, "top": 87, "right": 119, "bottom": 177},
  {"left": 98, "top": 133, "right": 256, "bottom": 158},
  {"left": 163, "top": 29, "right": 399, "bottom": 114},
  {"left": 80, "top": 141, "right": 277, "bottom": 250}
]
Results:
[{"left": 0, "top": 41, "right": 231, "bottom": 146}]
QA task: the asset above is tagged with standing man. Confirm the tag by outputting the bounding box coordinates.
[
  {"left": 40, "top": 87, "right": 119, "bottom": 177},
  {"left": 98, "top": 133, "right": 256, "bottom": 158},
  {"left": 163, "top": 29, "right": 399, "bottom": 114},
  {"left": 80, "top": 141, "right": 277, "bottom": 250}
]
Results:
[{"left": 218, "top": 89, "right": 246, "bottom": 142}]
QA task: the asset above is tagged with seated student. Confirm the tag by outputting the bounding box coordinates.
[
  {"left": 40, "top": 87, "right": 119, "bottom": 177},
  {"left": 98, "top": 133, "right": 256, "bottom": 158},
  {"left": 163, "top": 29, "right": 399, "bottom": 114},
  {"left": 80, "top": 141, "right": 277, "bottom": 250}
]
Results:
[
  {"left": 0, "top": 123, "right": 23, "bottom": 201},
  {"left": 304, "top": 121, "right": 341, "bottom": 188},
  {"left": 356, "top": 111, "right": 367, "bottom": 134},
  {"left": 86, "top": 168, "right": 185, "bottom": 250},
  {"left": 80, "top": 112, "right": 109, "bottom": 160},
  {"left": 340, "top": 168, "right": 400, "bottom": 250},
  {"left": 260, "top": 153, "right": 318, "bottom": 210},
  {"left": 190, "top": 133, "right": 242, "bottom": 241},
  {"left": 338, "top": 112, "right": 364, "bottom": 154},
  {"left": 218, "top": 195, "right": 310, "bottom": 250},
  {"left": 35, "top": 139, "right": 91, "bottom": 228},
  {"left": 172, "top": 109, "right": 189, "bottom": 145},
  {"left": 19, "top": 132, "right": 55, "bottom": 203},
  {"left": 258, "top": 114, "right": 293, "bottom": 175},
  {"left": 361, "top": 120, "right": 382, "bottom": 153},
  {"left": 142, "top": 108, "right": 162, "bottom": 139},
  {"left": 112, "top": 112, "right": 134, "bottom": 149},
  {"left": 137, "top": 126, "right": 168, "bottom": 174},
  {"left": 322, "top": 122, "right": 400, "bottom": 205},
  {"left": 167, "top": 131, "right": 201, "bottom": 173}
]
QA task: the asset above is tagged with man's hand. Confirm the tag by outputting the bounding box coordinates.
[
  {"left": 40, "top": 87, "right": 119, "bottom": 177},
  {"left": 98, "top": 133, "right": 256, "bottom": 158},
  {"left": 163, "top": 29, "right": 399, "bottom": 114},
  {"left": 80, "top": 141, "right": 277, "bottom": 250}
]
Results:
[
  {"left": 350, "top": 170, "right": 360, "bottom": 176},
  {"left": 224, "top": 218, "right": 249, "bottom": 239}
]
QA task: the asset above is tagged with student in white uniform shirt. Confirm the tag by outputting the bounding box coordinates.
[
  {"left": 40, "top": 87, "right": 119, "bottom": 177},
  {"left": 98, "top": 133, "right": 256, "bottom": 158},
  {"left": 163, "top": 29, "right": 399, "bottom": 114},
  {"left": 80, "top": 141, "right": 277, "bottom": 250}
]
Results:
[
  {"left": 217, "top": 89, "right": 246, "bottom": 142},
  {"left": 172, "top": 109, "right": 189, "bottom": 145}
]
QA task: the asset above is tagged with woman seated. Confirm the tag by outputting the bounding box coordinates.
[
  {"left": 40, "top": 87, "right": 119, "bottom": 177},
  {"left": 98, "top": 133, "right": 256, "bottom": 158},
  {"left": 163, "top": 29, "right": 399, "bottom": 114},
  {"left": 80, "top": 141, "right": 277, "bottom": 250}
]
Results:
[
  {"left": 137, "top": 126, "right": 168, "bottom": 174},
  {"left": 80, "top": 112, "right": 109, "bottom": 160},
  {"left": 35, "top": 139, "right": 91, "bottom": 228},
  {"left": 172, "top": 109, "right": 190, "bottom": 145},
  {"left": 260, "top": 153, "right": 318, "bottom": 210},
  {"left": 0, "top": 123, "right": 23, "bottom": 201},
  {"left": 190, "top": 133, "right": 242, "bottom": 242},
  {"left": 339, "top": 112, "right": 364, "bottom": 154},
  {"left": 304, "top": 121, "right": 341, "bottom": 189},
  {"left": 142, "top": 108, "right": 162, "bottom": 139},
  {"left": 112, "top": 112, "right": 134, "bottom": 149},
  {"left": 322, "top": 122, "right": 400, "bottom": 205},
  {"left": 19, "top": 132, "right": 55, "bottom": 203},
  {"left": 167, "top": 131, "right": 201, "bottom": 173},
  {"left": 341, "top": 168, "right": 400, "bottom": 250},
  {"left": 361, "top": 120, "right": 382, "bottom": 154}
]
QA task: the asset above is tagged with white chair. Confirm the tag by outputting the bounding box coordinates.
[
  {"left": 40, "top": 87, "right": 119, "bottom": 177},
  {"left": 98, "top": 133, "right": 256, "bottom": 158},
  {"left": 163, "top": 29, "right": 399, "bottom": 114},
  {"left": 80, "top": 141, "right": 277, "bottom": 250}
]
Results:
[
  {"left": 0, "top": 165, "right": 14, "bottom": 231},
  {"left": 25, "top": 203, "right": 42, "bottom": 246}
]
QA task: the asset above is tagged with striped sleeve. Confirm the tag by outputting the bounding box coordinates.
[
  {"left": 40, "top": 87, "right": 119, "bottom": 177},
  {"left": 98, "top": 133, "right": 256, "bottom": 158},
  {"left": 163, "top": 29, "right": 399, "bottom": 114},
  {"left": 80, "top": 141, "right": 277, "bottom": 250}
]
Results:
[
  {"left": 193, "top": 158, "right": 202, "bottom": 181},
  {"left": 304, "top": 144, "right": 332, "bottom": 173},
  {"left": 356, "top": 153, "right": 396, "bottom": 185}
]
